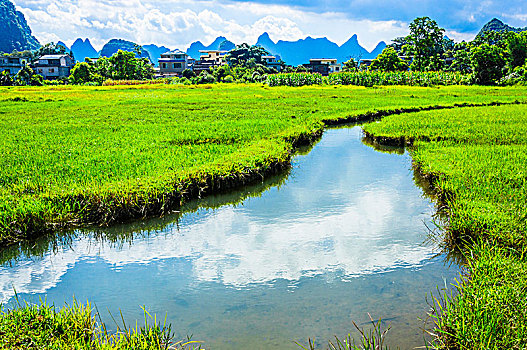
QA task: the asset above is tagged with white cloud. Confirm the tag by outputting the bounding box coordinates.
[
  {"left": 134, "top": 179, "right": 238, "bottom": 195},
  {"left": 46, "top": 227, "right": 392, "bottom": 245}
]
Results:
[{"left": 12, "top": 0, "right": 411, "bottom": 52}]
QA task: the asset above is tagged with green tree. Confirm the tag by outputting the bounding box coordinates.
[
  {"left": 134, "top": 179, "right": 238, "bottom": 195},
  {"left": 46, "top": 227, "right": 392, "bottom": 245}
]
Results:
[
  {"left": 403, "top": 17, "right": 446, "bottom": 71},
  {"left": 69, "top": 62, "right": 94, "bottom": 84},
  {"left": 0, "top": 70, "right": 14, "bottom": 86},
  {"left": 182, "top": 68, "right": 196, "bottom": 79},
  {"left": 369, "top": 47, "right": 408, "bottom": 71},
  {"left": 225, "top": 44, "right": 270, "bottom": 67},
  {"left": 505, "top": 31, "right": 527, "bottom": 69},
  {"left": 470, "top": 43, "right": 507, "bottom": 85},
  {"left": 342, "top": 58, "right": 358, "bottom": 71},
  {"left": 15, "top": 65, "right": 34, "bottom": 85},
  {"left": 107, "top": 50, "right": 154, "bottom": 80}
]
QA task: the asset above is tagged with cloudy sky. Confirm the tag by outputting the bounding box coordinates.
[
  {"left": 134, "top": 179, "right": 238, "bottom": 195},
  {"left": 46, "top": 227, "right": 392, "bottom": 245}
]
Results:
[{"left": 12, "top": 0, "right": 527, "bottom": 51}]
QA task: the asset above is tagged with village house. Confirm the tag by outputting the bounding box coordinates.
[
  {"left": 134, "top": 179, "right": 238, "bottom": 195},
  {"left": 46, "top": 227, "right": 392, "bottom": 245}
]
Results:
[
  {"left": 158, "top": 50, "right": 191, "bottom": 76},
  {"left": 0, "top": 56, "right": 30, "bottom": 75},
  {"left": 32, "top": 54, "right": 75, "bottom": 80},
  {"left": 261, "top": 55, "right": 282, "bottom": 72},
  {"left": 199, "top": 50, "right": 228, "bottom": 65},
  {"left": 305, "top": 58, "right": 342, "bottom": 76},
  {"left": 190, "top": 50, "right": 227, "bottom": 75}
]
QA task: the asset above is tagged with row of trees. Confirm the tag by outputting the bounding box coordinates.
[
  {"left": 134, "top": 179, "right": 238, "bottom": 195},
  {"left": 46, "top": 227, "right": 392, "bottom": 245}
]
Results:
[{"left": 364, "top": 17, "right": 527, "bottom": 85}]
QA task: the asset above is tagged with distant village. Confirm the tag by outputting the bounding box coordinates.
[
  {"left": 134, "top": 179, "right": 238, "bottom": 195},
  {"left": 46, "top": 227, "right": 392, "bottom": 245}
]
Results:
[{"left": 0, "top": 46, "right": 356, "bottom": 81}]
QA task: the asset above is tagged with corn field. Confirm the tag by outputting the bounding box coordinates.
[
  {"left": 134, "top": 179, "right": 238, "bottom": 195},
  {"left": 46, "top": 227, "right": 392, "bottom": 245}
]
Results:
[{"left": 267, "top": 71, "right": 471, "bottom": 87}]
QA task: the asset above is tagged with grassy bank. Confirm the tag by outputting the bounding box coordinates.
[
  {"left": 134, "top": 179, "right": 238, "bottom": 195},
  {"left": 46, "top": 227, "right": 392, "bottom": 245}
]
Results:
[
  {"left": 0, "top": 299, "right": 201, "bottom": 349},
  {"left": 363, "top": 103, "right": 527, "bottom": 348},
  {"left": 1, "top": 84, "right": 527, "bottom": 246}
]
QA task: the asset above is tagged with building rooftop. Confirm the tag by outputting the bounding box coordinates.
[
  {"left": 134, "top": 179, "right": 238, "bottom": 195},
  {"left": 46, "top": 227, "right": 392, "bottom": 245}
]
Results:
[
  {"left": 199, "top": 50, "right": 228, "bottom": 53},
  {"left": 38, "top": 55, "right": 70, "bottom": 60},
  {"left": 161, "top": 50, "right": 187, "bottom": 56}
]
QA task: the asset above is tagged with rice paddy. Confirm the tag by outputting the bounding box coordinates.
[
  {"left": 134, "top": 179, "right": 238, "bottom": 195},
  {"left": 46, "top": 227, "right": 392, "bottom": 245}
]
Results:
[
  {"left": 363, "top": 103, "right": 527, "bottom": 348},
  {"left": 0, "top": 84, "right": 526, "bottom": 246},
  {"left": 1, "top": 83, "right": 527, "bottom": 349}
]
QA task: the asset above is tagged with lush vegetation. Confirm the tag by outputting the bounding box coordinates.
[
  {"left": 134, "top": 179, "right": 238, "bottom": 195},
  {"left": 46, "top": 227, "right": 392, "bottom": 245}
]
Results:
[
  {"left": 1, "top": 84, "right": 526, "bottom": 246},
  {"left": 267, "top": 71, "right": 470, "bottom": 87},
  {"left": 0, "top": 298, "right": 201, "bottom": 349},
  {"left": 363, "top": 103, "right": 527, "bottom": 348}
]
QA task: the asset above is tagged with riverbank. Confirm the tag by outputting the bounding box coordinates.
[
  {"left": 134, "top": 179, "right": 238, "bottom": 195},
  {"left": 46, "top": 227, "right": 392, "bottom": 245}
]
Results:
[
  {"left": 363, "top": 103, "right": 527, "bottom": 348},
  {"left": 1, "top": 84, "right": 526, "bottom": 247}
]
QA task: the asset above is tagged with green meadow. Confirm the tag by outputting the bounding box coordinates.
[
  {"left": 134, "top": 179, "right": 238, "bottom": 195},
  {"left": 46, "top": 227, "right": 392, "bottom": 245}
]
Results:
[
  {"left": 1, "top": 83, "right": 525, "bottom": 245},
  {"left": 1, "top": 83, "right": 527, "bottom": 349},
  {"left": 363, "top": 103, "right": 527, "bottom": 348}
]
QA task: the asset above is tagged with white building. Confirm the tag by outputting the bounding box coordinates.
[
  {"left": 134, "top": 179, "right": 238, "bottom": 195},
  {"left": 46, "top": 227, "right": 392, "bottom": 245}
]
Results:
[
  {"left": 309, "top": 59, "right": 342, "bottom": 74},
  {"left": 33, "top": 54, "right": 75, "bottom": 80},
  {"left": 159, "top": 50, "right": 190, "bottom": 76},
  {"left": 261, "top": 56, "right": 282, "bottom": 72},
  {"left": 199, "top": 50, "right": 228, "bottom": 65}
]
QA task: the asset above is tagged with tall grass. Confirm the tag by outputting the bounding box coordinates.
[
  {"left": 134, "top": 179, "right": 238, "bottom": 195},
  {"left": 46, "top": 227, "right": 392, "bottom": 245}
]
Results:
[
  {"left": 363, "top": 103, "right": 527, "bottom": 348},
  {"left": 297, "top": 315, "right": 392, "bottom": 350},
  {"left": 267, "top": 71, "right": 471, "bottom": 87},
  {"left": 0, "top": 298, "right": 202, "bottom": 349}
]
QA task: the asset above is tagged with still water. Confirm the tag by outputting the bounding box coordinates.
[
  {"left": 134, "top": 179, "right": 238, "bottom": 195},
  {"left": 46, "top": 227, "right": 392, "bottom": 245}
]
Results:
[{"left": 0, "top": 126, "right": 458, "bottom": 349}]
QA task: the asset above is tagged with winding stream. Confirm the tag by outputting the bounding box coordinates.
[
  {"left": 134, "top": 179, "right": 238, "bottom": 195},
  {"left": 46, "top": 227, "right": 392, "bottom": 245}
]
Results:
[{"left": 0, "top": 126, "right": 459, "bottom": 349}]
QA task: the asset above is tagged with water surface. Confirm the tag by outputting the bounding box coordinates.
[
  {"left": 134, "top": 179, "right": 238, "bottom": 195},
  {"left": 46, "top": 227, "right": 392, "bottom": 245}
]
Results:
[{"left": 0, "top": 126, "right": 458, "bottom": 349}]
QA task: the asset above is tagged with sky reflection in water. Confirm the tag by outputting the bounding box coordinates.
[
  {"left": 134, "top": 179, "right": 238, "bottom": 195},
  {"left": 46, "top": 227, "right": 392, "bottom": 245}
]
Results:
[{"left": 0, "top": 126, "right": 458, "bottom": 349}]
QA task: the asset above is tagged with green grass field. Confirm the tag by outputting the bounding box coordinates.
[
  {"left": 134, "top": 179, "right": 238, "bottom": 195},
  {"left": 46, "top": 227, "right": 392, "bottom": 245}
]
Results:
[
  {"left": 1, "top": 83, "right": 525, "bottom": 245},
  {"left": 1, "top": 83, "right": 527, "bottom": 349},
  {"left": 363, "top": 103, "right": 527, "bottom": 349}
]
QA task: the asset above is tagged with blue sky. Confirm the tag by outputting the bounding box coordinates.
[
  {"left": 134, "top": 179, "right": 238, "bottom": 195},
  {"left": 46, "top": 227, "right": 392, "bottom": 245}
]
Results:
[{"left": 13, "top": 0, "right": 527, "bottom": 51}]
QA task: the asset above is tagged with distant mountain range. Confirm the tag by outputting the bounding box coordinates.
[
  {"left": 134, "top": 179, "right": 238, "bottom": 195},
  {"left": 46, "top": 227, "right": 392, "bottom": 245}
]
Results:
[
  {"left": 255, "top": 32, "right": 386, "bottom": 66},
  {"left": 99, "top": 39, "right": 151, "bottom": 61},
  {"left": 186, "top": 36, "right": 236, "bottom": 60},
  {"left": 478, "top": 18, "right": 527, "bottom": 36},
  {"left": 0, "top": 0, "right": 40, "bottom": 53},
  {"left": 143, "top": 44, "right": 171, "bottom": 66}
]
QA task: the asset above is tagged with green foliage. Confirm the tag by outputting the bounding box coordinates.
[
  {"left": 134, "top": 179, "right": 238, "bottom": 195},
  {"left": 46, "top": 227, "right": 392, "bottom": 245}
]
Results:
[
  {"left": 196, "top": 70, "right": 216, "bottom": 84},
  {"left": 430, "top": 242, "right": 527, "bottom": 349},
  {"left": 0, "top": 299, "right": 201, "bottom": 349},
  {"left": 369, "top": 47, "right": 408, "bottom": 72},
  {"left": 225, "top": 43, "right": 269, "bottom": 67},
  {"left": 267, "top": 71, "right": 470, "bottom": 87},
  {"left": 0, "top": 84, "right": 525, "bottom": 244},
  {"left": 69, "top": 62, "right": 95, "bottom": 85},
  {"left": 505, "top": 31, "right": 527, "bottom": 69},
  {"left": 403, "top": 17, "right": 446, "bottom": 71},
  {"left": 342, "top": 58, "right": 358, "bottom": 72},
  {"left": 0, "top": 70, "right": 14, "bottom": 86},
  {"left": 14, "top": 64, "right": 40, "bottom": 86},
  {"left": 107, "top": 50, "right": 154, "bottom": 81},
  {"left": 67, "top": 50, "right": 154, "bottom": 84},
  {"left": 182, "top": 68, "right": 196, "bottom": 79},
  {"left": 447, "top": 42, "right": 472, "bottom": 74},
  {"left": 470, "top": 43, "right": 507, "bottom": 85}
]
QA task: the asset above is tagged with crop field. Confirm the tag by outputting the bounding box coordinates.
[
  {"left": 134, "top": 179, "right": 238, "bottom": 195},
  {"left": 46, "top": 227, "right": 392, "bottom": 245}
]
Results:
[
  {"left": 0, "top": 84, "right": 527, "bottom": 349},
  {"left": 363, "top": 103, "right": 527, "bottom": 348},
  {"left": 0, "top": 83, "right": 526, "bottom": 246}
]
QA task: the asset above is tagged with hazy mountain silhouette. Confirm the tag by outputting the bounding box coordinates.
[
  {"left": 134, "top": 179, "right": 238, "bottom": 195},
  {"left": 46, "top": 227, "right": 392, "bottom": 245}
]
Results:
[
  {"left": 70, "top": 38, "right": 98, "bottom": 62},
  {"left": 255, "top": 33, "right": 386, "bottom": 65},
  {"left": 99, "top": 39, "right": 151, "bottom": 61},
  {"left": 186, "top": 36, "right": 236, "bottom": 60},
  {"left": 0, "top": 0, "right": 40, "bottom": 53},
  {"left": 143, "top": 44, "right": 171, "bottom": 66}
]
